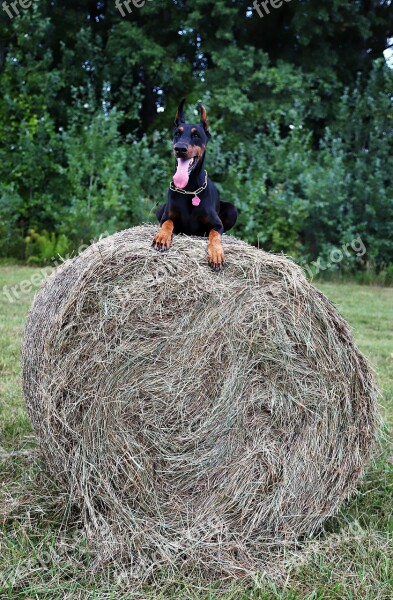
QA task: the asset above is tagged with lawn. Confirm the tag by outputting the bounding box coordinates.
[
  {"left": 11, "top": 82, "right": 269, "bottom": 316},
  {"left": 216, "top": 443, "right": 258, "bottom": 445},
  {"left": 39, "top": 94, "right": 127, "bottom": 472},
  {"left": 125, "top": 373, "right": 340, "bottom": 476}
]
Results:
[{"left": 0, "top": 266, "right": 392, "bottom": 599}]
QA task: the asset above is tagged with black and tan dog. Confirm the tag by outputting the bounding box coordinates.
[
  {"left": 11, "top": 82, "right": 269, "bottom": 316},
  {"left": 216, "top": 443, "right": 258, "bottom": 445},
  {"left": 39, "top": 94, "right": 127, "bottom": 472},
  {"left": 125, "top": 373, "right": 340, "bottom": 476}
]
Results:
[{"left": 152, "top": 99, "right": 238, "bottom": 271}]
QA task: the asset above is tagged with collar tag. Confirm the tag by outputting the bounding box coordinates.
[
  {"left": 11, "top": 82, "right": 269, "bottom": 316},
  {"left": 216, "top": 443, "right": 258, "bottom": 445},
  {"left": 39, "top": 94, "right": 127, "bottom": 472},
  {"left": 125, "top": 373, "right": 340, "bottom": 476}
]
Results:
[{"left": 192, "top": 196, "right": 201, "bottom": 206}]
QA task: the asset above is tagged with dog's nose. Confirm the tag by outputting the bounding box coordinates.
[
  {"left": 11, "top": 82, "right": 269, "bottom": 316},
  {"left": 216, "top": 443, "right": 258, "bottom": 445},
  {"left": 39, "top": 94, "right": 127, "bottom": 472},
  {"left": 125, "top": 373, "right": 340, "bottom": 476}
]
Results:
[{"left": 174, "top": 143, "right": 188, "bottom": 155}]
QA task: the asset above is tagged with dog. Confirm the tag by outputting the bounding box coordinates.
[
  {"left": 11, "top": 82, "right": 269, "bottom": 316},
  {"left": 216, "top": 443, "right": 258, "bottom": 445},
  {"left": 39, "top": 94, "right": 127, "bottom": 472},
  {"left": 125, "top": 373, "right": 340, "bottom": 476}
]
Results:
[{"left": 152, "top": 99, "right": 238, "bottom": 271}]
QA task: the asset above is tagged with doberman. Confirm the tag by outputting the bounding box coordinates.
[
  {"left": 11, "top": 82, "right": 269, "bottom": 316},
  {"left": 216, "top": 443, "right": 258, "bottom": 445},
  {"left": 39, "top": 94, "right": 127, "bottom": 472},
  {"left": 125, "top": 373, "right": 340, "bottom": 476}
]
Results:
[{"left": 152, "top": 99, "right": 238, "bottom": 271}]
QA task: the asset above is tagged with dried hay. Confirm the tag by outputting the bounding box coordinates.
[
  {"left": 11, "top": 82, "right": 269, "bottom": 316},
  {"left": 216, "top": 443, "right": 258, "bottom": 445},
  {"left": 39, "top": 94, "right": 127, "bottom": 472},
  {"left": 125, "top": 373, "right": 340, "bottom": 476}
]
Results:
[{"left": 21, "top": 224, "right": 380, "bottom": 583}]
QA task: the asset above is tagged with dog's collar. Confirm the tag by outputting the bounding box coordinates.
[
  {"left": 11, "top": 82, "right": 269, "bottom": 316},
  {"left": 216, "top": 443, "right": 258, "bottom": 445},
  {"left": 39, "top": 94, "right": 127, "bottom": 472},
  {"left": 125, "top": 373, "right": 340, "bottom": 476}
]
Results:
[{"left": 169, "top": 170, "right": 208, "bottom": 196}]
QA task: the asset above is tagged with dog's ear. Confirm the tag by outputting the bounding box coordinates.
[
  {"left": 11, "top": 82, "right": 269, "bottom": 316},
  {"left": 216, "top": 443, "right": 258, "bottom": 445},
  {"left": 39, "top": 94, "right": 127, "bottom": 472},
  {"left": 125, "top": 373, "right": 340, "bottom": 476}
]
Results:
[
  {"left": 199, "top": 104, "right": 211, "bottom": 139},
  {"left": 175, "top": 98, "right": 186, "bottom": 126}
]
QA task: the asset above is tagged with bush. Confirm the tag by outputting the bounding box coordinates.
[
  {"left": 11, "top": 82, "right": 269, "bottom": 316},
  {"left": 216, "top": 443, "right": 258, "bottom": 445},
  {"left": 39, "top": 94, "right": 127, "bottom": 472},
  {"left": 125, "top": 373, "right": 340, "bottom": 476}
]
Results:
[
  {"left": 0, "top": 184, "right": 26, "bottom": 260},
  {"left": 25, "top": 229, "right": 70, "bottom": 265}
]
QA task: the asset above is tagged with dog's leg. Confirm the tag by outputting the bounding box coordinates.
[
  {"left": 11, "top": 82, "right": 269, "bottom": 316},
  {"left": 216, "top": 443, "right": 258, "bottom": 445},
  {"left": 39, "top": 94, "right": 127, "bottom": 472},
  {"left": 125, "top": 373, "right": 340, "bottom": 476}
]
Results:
[
  {"left": 156, "top": 203, "right": 167, "bottom": 222},
  {"left": 152, "top": 219, "right": 174, "bottom": 253},
  {"left": 208, "top": 228, "right": 225, "bottom": 271},
  {"left": 218, "top": 201, "right": 238, "bottom": 233}
]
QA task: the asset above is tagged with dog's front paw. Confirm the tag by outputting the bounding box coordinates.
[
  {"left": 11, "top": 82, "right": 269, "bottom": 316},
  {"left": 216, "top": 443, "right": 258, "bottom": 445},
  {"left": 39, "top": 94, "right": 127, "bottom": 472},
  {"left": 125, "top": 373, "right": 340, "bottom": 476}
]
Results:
[
  {"left": 208, "top": 245, "right": 225, "bottom": 272},
  {"left": 208, "top": 230, "right": 225, "bottom": 272},
  {"left": 152, "top": 231, "right": 172, "bottom": 252},
  {"left": 152, "top": 221, "right": 174, "bottom": 253}
]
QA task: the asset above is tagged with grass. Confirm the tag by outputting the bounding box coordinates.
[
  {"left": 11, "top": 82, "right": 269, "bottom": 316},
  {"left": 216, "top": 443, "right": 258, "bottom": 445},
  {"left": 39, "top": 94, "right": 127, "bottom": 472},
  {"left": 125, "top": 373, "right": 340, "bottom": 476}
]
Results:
[{"left": 0, "top": 266, "right": 392, "bottom": 599}]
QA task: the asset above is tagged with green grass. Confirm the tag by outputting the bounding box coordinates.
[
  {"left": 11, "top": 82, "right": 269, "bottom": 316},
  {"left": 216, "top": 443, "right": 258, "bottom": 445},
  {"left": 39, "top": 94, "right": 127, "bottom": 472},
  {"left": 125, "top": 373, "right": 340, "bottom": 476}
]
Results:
[{"left": 0, "top": 267, "right": 392, "bottom": 599}]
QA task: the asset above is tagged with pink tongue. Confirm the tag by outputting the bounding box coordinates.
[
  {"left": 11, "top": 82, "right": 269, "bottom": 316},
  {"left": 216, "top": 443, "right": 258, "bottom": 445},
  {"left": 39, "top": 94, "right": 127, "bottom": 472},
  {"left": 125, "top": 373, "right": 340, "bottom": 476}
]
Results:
[{"left": 173, "top": 158, "right": 192, "bottom": 189}]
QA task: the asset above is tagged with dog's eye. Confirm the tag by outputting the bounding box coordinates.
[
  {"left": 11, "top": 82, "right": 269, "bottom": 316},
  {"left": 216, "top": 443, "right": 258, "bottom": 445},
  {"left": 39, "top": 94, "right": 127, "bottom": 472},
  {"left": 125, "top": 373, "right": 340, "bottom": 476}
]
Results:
[
  {"left": 174, "top": 130, "right": 181, "bottom": 138},
  {"left": 192, "top": 132, "right": 200, "bottom": 139}
]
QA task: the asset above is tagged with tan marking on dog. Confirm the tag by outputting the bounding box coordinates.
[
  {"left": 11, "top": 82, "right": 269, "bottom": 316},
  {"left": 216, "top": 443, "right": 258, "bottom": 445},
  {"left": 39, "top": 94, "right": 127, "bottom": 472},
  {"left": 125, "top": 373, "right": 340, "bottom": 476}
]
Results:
[
  {"left": 152, "top": 220, "right": 174, "bottom": 251},
  {"left": 200, "top": 105, "right": 209, "bottom": 131},
  {"left": 168, "top": 209, "right": 178, "bottom": 220},
  {"left": 208, "top": 230, "right": 224, "bottom": 271},
  {"left": 185, "top": 144, "right": 206, "bottom": 160}
]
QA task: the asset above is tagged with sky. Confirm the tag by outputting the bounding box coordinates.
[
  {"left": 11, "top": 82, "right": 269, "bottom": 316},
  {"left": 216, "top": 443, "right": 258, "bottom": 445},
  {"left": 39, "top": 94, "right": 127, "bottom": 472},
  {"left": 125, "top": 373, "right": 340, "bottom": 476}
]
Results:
[{"left": 384, "top": 37, "right": 393, "bottom": 68}]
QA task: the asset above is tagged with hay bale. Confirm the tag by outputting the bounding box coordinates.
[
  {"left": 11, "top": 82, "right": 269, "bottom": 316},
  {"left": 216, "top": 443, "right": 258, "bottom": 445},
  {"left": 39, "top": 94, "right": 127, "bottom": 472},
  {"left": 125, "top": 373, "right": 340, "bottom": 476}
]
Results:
[{"left": 22, "top": 224, "right": 379, "bottom": 581}]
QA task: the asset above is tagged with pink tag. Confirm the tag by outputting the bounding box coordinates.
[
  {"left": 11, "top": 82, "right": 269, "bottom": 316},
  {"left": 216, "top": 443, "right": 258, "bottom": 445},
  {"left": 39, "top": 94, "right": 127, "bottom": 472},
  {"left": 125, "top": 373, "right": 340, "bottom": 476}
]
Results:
[{"left": 192, "top": 196, "right": 201, "bottom": 206}]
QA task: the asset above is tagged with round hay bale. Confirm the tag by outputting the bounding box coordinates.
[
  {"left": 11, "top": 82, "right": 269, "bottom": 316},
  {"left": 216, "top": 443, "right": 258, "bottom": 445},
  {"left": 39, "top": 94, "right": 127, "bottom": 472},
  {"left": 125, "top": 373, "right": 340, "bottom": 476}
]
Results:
[{"left": 22, "top": 224, "right": 379, "bottom": 581}]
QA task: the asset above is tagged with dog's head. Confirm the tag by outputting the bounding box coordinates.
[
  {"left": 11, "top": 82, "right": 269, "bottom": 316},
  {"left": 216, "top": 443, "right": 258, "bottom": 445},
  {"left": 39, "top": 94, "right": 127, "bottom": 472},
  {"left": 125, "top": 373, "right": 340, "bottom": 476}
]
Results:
[{"left": 172, "top": 98, "right": 211, "bottom": 189}]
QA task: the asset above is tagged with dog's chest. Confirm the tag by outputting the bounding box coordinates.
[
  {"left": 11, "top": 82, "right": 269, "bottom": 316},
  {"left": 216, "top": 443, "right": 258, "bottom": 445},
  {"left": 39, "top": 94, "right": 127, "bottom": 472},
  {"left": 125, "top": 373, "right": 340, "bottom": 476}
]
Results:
[{"left": 169, "top": 200, "right": 210, "bottom": 236}]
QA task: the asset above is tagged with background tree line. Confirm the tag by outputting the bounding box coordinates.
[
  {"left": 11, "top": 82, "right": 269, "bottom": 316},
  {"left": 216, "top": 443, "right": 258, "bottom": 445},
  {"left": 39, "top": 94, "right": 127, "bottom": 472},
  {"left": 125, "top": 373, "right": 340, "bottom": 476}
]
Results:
[{"left": 0, "top": 0, "right": 392, "bottom": 279}]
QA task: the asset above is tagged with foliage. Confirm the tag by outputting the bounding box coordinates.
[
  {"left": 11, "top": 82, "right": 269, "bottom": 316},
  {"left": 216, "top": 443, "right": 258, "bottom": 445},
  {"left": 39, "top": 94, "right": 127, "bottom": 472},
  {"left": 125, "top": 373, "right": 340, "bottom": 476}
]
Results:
[
  {"left": 0, "top": 184, "right": 25, "bottom": 259},
  {"left": 0, "top": 0, "right": 392, "bottom": 269},
  {"left": 24, "top": 229, "right": 70, "bottom": 265}
]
